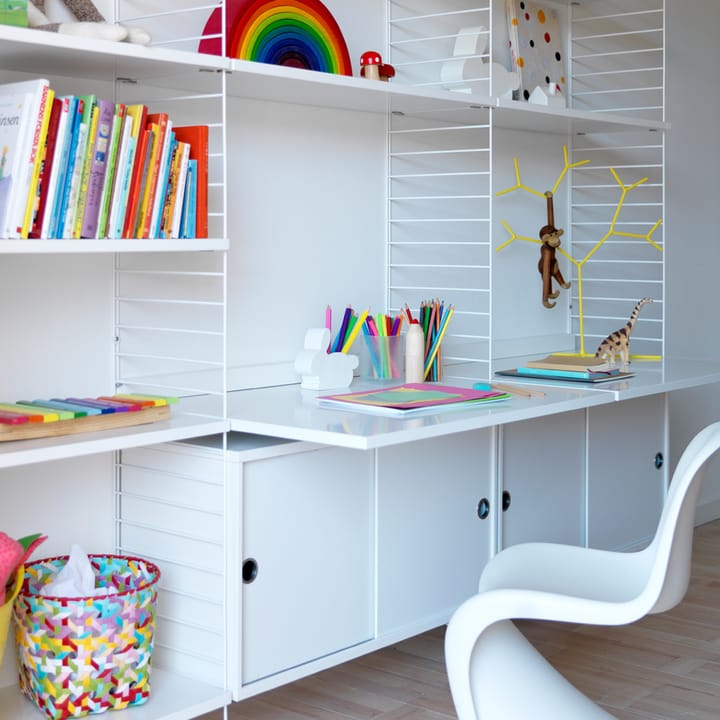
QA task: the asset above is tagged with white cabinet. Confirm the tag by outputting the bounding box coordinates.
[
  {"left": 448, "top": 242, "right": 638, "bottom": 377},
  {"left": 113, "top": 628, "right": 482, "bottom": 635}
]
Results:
[
  {"left": 376, "top": 429, "right": 495, "bottom": 634},
  {"left": 500, "top": 410, "right": 586, "bottom": 548},
  {"left": 239, "top": 444, "right": 373, "bottom": 686},
  {"left": 587, "top": 394, "right": 667, "bottom": 550}
]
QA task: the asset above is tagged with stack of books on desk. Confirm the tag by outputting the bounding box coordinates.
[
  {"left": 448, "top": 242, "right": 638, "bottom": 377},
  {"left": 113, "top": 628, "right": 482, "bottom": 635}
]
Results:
[{"left": 497, "top": 355, "right": 634, "bottom": 383}]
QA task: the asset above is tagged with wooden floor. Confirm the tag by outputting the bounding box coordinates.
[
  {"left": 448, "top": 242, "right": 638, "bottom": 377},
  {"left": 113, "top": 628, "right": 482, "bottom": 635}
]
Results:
[{"left": 199, "top": 519, "right": 720, "bottom": 720}]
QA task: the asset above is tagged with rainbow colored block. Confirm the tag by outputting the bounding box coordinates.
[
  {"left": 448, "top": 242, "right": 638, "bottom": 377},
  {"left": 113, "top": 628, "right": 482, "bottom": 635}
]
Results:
[
  {"left": 200, "top": 0, "right": 353, "bottom": 76},
  {"left": 13, "top": 555, "right": 160, "bottom": 720}
]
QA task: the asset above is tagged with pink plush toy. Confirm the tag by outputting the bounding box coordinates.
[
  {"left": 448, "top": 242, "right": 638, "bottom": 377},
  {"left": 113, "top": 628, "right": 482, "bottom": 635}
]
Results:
[{"left": 0, "top": 532, "right": 47, "bottom": 605}]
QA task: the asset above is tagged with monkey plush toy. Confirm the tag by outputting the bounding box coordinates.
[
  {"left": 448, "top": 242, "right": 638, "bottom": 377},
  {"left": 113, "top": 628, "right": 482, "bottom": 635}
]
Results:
[{"left": 538, "top": 190, "right": 571, "bottom": 309}]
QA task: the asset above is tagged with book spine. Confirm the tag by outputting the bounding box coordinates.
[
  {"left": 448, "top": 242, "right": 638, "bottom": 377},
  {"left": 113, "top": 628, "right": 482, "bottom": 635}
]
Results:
[
  {"left": 180, "top": 158, "right": 197, "bottom": 239},
  {"left": 80, "top": 98, "right": 114, "bottom": 238},
  {"left": 149, "top": 123, "right": 173, "bottom": 238},
  {"left": 73, "top": 102, "right": 99, "bottom": 238},
  {"left": 122, "top": 125, "right": 151, "bottom": 239},
  {"left": 107, "top": 124, "right": 134, "bottom": 239},
  {"left": 28, "top": 95, "right": 62, "bottom": 238},
  {"left": 54, "top": 97, "right": 83, "bottom": 239},
  {"left": 40, "top": 95, "right": 72, "bottom": 238},
  {"left": 139, "top": 113, "right": 168, "bottom": 238},
  {"left": 15, "top": 84, "right": 51, "bottom": 238},
  {"left": 95, "top": 103, "right": 124, "bottom": 238},
  {"left": 170, "top": 141, "right": 190, "bottom": 238}
]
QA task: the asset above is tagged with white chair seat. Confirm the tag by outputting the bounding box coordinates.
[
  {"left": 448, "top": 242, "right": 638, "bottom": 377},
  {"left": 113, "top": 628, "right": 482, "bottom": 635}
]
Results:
[{"left": 445, "top": 421, "right": 720, "bottom": 720}]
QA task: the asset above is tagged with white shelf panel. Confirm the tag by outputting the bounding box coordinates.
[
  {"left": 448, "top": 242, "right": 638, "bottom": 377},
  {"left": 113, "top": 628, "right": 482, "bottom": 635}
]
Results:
[
  {"left": 0, "top": 26, "right": 224, "bottom": 81},
  {"left": 226, "top": 382, "right": 614, "bottom": 450},
  {"left": 494, "top": 98, "right": 669, "bottom": 135},
  {"left": 0, "top": 413, "right": 228, "bottom": 469},
  {"left": 226, "top": 58, "right": 668, "bottom": 133},
  {"left": 0, "top": 669, "right": 229, "bottom": 720},
  {"left": 0, "top": 239, "right": 228, "bottom": 254}
]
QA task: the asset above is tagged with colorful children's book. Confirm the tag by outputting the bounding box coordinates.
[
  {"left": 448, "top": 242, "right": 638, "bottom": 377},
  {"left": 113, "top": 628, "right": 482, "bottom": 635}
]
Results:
[
  {"left": 72, "top": 97, "right": 99, "bottom": 238},
  {"left": 54, "top": 96, "right": 84, "bottom": 238},
  {"left": 169, "top": 140, "right": 190, "bottom": 238},
  {"left": 150, "top": 128, "right": 175, "bottom": 238},
  {"left": 107, "top": 116, "right": 134, "bottom": 238},
  {"left": 80, "top": 98, "right": 114, "bottom": 238},
  {"left": 19, "top": 86, "right": 54, "bottom": 238},
  {"left": 95, "top": 102, "right": 125, "bottom": 238},
  {"left": 317, "top": 383, "right": 511, "bottom": 417},
  {"left": 0, "top": 78, "right": 50, "bottom": 238},
  {"left": 28, "top": 95, "right": 62, "bottom": 238},
  {"left": 139, "top": 112, "right": 169, "bottom": 238},
  {"left": 121, "top": 103, "right": 149, "bottom": 238},
  {"left": 39, "top": 94, "right": 73, "bottom": 238},
  {"left": 180, "top": 158, "right": 197, "bottom": 239},
  {"left": 0, "top": 91, "right": 33, "bottom": 237},
  {"left": 61, "top": 94, "right": 94, "bottom": 238},
  {"left": 173, "top": 125, "right": 208, "bottom": 237}
]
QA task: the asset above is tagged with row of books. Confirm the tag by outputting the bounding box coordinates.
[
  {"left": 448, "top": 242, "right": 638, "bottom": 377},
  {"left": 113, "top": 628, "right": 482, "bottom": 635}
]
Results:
[
  {"left": 0, "top": 78, "right": 209, "bottom": 240},
  {"left": 496, "top": 354, "right": 634, "bottom": 384}
]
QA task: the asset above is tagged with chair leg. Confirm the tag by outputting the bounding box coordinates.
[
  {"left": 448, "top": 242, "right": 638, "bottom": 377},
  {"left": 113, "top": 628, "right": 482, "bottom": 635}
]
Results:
[{"left": 447, "top": 619, "right": 618, "bottom": 720}]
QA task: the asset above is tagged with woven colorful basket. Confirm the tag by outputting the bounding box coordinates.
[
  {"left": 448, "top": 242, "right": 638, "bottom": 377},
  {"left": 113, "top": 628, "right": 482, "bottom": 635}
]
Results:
[{"left": 13, "top": 554, "right": 160, "bottom": 720}]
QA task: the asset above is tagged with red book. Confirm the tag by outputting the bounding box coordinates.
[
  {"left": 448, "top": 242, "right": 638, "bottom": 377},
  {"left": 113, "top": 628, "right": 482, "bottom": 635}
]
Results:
[
  {"left": 121, "top": 103, "right": 148, "bottom": 238},
  {"left": 173, "top": 125, "right": 208, "bottom": 238},
  {"left": 139, "top": 112, "right": 169, "bottom": 238},
  {"left": 28, "top": 96, "right": 62, "bottom": 238},
  {"left": 122, "top": 126, "right": 152, "bottom": 239}
]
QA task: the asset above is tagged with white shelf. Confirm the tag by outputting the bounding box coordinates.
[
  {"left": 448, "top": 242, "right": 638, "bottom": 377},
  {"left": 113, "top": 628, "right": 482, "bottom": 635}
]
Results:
[
  {"left": 0, "top": 413, "right": 228, "bottom": 469},
  {"left": 0, "top": 669, "right": 230, "bottom": 720},
  {"left": 0, "top": 238, "right": 228, "bottom": 254},
  {"left": 226, "top": 57, "right": 668, "bottom": 134},
  {"left": 0, "top": 25, "right": 225, "bottom": 81}
]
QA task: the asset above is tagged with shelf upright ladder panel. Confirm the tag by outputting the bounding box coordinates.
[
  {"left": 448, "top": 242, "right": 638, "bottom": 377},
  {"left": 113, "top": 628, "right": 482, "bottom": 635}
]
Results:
[
  {"left": 387, "top": 1, "right": 494, "bottom": 380},
  {"left": 567, "top": 0, "right": 666, "bottom": 360},
  {"left": 112, "top": 2, "right": 232, "bottom": 712}
]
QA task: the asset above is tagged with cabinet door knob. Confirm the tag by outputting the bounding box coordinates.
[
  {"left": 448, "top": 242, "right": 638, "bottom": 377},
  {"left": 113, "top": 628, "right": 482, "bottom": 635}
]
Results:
[
  {"left": 655, "top": 452, "right": 664, "bottom": 469},
  {"left": 242, "top": 558, "right": 258, "bottom": 584},
  {"left": 477, "top": 498, "right": 490, "bottom": 520},
  {"left": 502, "top": 490, "right": 512, "bottom": 512}
]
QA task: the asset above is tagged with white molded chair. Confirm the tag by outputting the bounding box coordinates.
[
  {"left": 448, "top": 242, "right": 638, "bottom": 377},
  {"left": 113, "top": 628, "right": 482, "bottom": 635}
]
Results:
[{"left": 445, "top": 421, "right": 720, "bottom": 720}]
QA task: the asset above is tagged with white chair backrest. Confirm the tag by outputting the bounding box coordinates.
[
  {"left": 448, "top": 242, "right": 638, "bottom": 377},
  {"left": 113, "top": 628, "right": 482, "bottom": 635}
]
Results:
[{"left": 647, "top": 421, "right": 720, "bottom": 614}]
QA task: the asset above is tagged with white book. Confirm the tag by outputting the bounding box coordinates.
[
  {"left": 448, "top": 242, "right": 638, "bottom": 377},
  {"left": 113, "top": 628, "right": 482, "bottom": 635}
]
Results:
[
  {"left": 0, "top": 91, "right": 33, "bottom": 237},
  {"left": 0, "top": 78, "right": 50, "bottom": 237}
]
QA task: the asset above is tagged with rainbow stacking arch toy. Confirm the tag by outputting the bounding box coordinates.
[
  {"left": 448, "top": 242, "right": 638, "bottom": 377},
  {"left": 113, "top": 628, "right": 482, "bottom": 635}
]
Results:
[{"left": 200, "top": 0, "right": 353, "bottom": 76}]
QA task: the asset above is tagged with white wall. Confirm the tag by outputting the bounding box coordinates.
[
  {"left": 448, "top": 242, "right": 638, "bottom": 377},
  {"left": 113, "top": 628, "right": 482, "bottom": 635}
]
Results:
[{"left": 665, "top": 0, "right": 720, "bottom": 518}]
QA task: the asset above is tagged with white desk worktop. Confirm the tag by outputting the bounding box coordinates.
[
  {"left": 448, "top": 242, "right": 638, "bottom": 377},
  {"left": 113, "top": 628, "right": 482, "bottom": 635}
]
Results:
[{"left": 224, "top": 357, "right": 720, "bottom": 450}]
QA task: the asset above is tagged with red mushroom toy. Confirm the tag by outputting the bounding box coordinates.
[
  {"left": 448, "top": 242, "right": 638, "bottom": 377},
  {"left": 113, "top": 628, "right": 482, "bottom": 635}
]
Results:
[
  {"left": 360, "top": 51, "right": 382, "bottom": 80},
  {"left": 379, "top": 63, "right": 396, "bottom": 82}
]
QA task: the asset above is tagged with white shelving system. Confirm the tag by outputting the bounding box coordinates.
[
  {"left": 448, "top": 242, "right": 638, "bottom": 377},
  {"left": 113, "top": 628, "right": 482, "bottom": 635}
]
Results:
[
  {"left": 0, "top": 3, "right": 230, "bottom": 719},
  {"left": 0, "top": 1, "right": 668, "bottom": 719}
]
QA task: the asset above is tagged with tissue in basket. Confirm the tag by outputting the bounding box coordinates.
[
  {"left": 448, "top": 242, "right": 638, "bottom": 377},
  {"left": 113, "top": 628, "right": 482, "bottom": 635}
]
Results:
[{"left": 13, "top": 554, "right": 161, "bottom": 720}]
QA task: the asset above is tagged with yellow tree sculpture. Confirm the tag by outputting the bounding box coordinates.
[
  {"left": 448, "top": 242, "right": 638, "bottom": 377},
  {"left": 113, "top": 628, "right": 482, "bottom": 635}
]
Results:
[{"left": 496, "top": 146, "right": 662, "bottom": 356}]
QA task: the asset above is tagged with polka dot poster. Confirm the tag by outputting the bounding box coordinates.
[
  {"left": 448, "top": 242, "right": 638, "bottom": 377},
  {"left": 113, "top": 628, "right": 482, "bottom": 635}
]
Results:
[{"left": 506, "top": 0, "right": 565, "bottom": 101}]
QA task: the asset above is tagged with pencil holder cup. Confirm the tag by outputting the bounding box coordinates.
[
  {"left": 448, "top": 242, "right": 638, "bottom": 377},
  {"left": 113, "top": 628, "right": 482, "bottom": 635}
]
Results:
[{"left": 359, "top": 335, "right": 403, "bottom": 380}]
